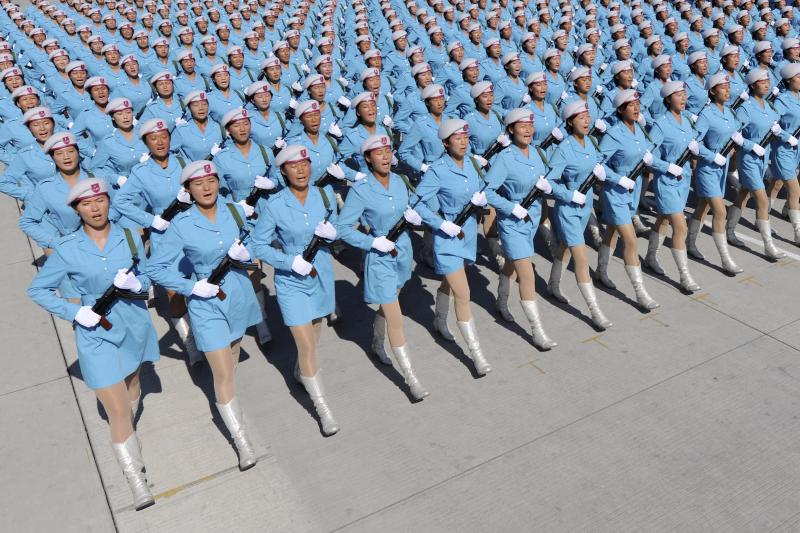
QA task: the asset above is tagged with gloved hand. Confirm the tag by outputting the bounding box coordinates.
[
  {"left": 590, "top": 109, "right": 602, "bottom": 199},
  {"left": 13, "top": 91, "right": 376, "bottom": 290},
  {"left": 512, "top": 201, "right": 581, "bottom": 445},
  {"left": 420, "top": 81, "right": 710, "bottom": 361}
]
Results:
[
  {"left": 731, "top": 131, "right": 744, "bottom": 146},
  {"left": 192, "top": 278, "right": 219, "bottom": 298},
  {"left": 274, "top": 137, "right": 287, "bottom": 150},
  {"left": 559, "top": 90, "right": 569, "bottom": 102},
  {"left": 174, "top": 117, "right": 187, "bottom": 126},
  {"left": 599, "top": 62, "right": 608, "bottom": 72},
  {"left": 177, "top": 188, "right": 191, "bottom": 203},
  {"left": 472, "top": 154, "right": 488, "bottom": 168},
  {"left": 420, "top": 162, "right": 430, "bottom": 173},
  {"left": 690, "top": 114, "right": 699, "bottom": 123},
  {"left": 337, "top": 96, "right": 351, "bottom": 108},
  {"left": 403, "top": 207, "right": 422, "bottom": 225},
  {"left": 771, "top": 122, "right": 782, "bottom": 135},
  {"left": 326, "top": 163, "right": 345, "bottom": 179},
  {"left": 314, "top": 220, "right": 337, "bottom": 240},
  {"left": 139, "top": 152, "right": 150, "bottom": 163},
  {"left": 113, "top": 269, "right": 142, "bottom": 292},
  {"left": 291, "top": 81, "right": 302, "bottom": 93},
  {"left": 511, "top": 203, "right": 528, "bottom": 219},
  {"left": 291, "top": 255, "right": 313, "bottom": 276},
  {"left": 354, "top": 171, "right": 367, "bottom": 181},
  {"left": 328, "top": 123, "right": 343, "bottom": 138},
  {"left": 439, "top": 220, "right": 462, "bottom": 237},
  {"left": 636, "top": 114, "right": 646, "bottom": 127},
  {"left": 667, "top": 163, "right": 683, "bottom": 177},
  {"left": 571, "top": 190, "right": 586, "bottom": 205},
  {"left": 301, "top": 63, "right": 310, "bottom": 74},
  {"left": 383, "top": 115, "right": 394, "bottom": 128},
  {"left": 371, "top": 235, "right": 396, "bottom": 252},
  {"left": 75, "top": 306, "right": 101, "bottom": 328},
  {"left": 338, "top": 76, "right": 349, "bottom": 87},
  {"left": 739, "top": 90, "right": 749, "bottom": 102},
  {"left": 237, "top": 200, "right": 255, "bottom": 217},
  {"left": 592, "top": 164, "right": 606, "bottom": 180},
  {"left": 254, "top": 175, "right": 276, "bottom": 190},
  {"left": 522, "top": 93, "right": 531, "bottom": 104},
  {"left": 227, "top": 241, "right": 250, "bottom": 261},
  {"left": 551, "top": 127, "right": 564, "bottom": 141},
  {"left": 713, "top": 153, "right": 727, "bottom": 166},
  {"left": 618, "top": 175, "right": 636, "bottom": 190},
  {"left": 470, "top": 191, "right": 488, "bottom": 206},
  {"left": 288, "top": 98, "right": 298, "bottom": 109},
  {"left": 594, "top": 119, "right": 607, "bottom": 132},
  {"left": 117, "top": 175, "right": 127, "bottom": 187},
  {"left": 210, "top": 143, "right": 223, "bottom": 155},
  {"left": 594, "top": 85, "right": 604, "bottom": 95},
  {"left": 535, "top": 175, "right": 552, "bottom": 193},
  {"left": 688, "top": 139, "right": 700, "bottom": 155},
  {"left": 631, "top": 78, "right": 639, "bottom": 89},
  {"left": 772, "top": 86, "right": 780, "bottom": 97},
  {"left": 497, "top": 133, "right": 511, "bottom": 146},
  {"left": 752, "top": 143, "right": 765, "bottom": 157},
  {"left": 151, "top": 215, "right": 170, "bottom": 231},
  {"left": 642, "top": 150, "right": 654, "bottom": 165},
  {"left": 789, "top": 135, "right": 798, "bottom": 147}
]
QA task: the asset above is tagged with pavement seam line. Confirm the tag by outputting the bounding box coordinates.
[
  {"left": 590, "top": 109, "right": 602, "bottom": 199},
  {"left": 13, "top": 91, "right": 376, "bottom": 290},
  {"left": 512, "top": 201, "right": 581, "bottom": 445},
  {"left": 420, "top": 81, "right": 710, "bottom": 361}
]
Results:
[{"left": 0, "top": 374, "right": 69, "bottom": 398}]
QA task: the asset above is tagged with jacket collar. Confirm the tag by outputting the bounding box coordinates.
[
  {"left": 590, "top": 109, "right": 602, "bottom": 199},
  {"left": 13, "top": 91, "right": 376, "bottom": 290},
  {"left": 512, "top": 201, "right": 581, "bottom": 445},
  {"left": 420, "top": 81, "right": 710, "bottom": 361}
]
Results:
[{"left": 76, "top": 223, "right": 126, "bottom": 257}]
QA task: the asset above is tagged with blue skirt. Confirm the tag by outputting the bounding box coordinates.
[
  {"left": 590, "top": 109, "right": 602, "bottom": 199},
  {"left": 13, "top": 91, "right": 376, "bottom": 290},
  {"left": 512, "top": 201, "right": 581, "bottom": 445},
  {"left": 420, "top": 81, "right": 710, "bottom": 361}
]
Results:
[
  {"left": 497, "top": 201, "right": 542, "bottom": 260},
  {"left": 275, "top": 249, "right": 336, "bottom": 326},
  {"left": 363, "top": 232, "right": 412, "bottom": 304}
]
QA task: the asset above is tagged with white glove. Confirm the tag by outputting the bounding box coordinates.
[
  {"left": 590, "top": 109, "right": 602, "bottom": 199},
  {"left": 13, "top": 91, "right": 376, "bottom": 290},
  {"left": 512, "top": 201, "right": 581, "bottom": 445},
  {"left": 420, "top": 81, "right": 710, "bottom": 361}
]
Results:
[
  {"left": 192, "top": 278, "right": 220, "bottom": 298},
  {"left": 511, "top": 203, "right": 528, "bottom": 219},
  {"left": 371, "top": 235, "right": 396, "bottom": 252},
  {"left": 743, "top": 59, "right": 750, "bottom": 68},
  {"left": 327, "top": 123, "right": 342, "bottom": 137},
  {"left": 227, "top": 241, "right": 250, "bottom": 261},
  {"left": 497, "top": 133, "right": 511, "bottom": 146},
  {"left": 354, "top": 171, "right": 367, "bottom": 181},
  {"left": 254, "top": 175, "right": 276, "bottom": 190},
  {"left": 274, "top": 137, "right": 286, "bottom": 150},
  {"left": 731, "top": 131, "right": 744, "bottom": 146},
  {"left": 403, "top": 207, "right": 422, "bottom": 225},
  {"left": 637, "top": 114, "right": 646, "bottom": 127},
  {"left": 472, "top": 154, "right": 488, "bottom": 168},
  {"left": 338, "top": 76, "right": 349, "bottom": 87},
  {"left": 771, "top": 122, "right": 782, "bottom": 135},
  {"left": 618, "top": 175, "right": 636, "bottom": 190},
  {"left": 690, "top": 113, "right": 699, "bottom": 123},
  {"left": 314, "top": 220, "right": 337, "bottom": 240},
  {"left": 551, "top": 127, "right": 564, "bottom": 141},
  {"left": 535, "top": 175, "right": 552, "bottom": 194},
  {"left": 595, "top": 85, "right": 604, "bottom": 95},
  {"left": 772, "top": 86, "right": 780, "bottom": 97},
  {"left": 439, "top": 220, "right": 462, "bottom": 237},
  {"left": 752, "top": 143, "right": 765, "bottom": 157},
  {"left": 594, "top": 119, "right": 607, "bottom": 132},
  {"left": 139, "top": 152, "right": 150, "bottom": 163},
  {"left": 210, "top": 143, "right": 223, "bottom": 155},
  {"left": 382, "top": 115, "right": 394, "bottom": 128},
  {"left": 470, "top": 191, "right": 488, "bottom": 206},
  {"left": 739, "top": 90, "right": 749, "bottom": 102},
  {"left": 667, "top": 163, "right": 683, "bottom": 177},
  {"left": 713, "top": 153, "right": 727, "bottom": 166},
  {"left": 301, "top": 62, "right": 310, "bottom": 73},
  {"left": 419, "top": 162, "right": 430, "bottom": 173},
  {"left": 337, "top": 95, "right": 351, "bottom": 108},
  {"left": 177, "top": 188, "right": 191, "bottom": 203},
  {"left": 631, "top": 78, "right": 639, "bottom": 89},
  {"left": 113, "top": 269, "right": 142, "bottom": 292},
  {"left": 116, "top": 175, "right": 128, "bottom": 187},
  {"left": 174, "top": 117, "right": 187, "bottom": 126},
  {"left": 309, "top": 38, "right": 316, "bottom": 46},
  {"left": 291, "top": 81, "right": 302, "bottom": 92},
  {"left": 522, "top": 93, "right": 532, "bottom": 103},
  {"left": 642, "top": 150, "right": 654, "bottom": 166},
  {"left": 559, "top": 90, "right": 569, "bottom": 101},
  {"left": 326, "top": 163, "right": 345, "bottom": 179},
  {"left": 67, "top": 121, "right": 74, "bottom": 129},
  {"left": 789, "top": 136, "right": 798, "bottom": 147},
  {"left": 599, "top": 62, "right": 608, "bottom": 72},
  {"left": 75, "top": 306, "right": 101, "bottom": 328},
  {"left": 291, "top": 255, "right": 313, "bottom": 276},
  {"left": 237, "top": 200, "right": 255, "bottom": 217},
  {"left": 688, "top": 139, "right": 700, "bottom": 155},
  {"left": 288, "top": 97, "right": 298, "bottom": 109},
  {"left": 571, "top": 190, "right": 586, "bottom": 205},
  {"left": 151, "top": 215, "right": 170, "bottom": 231},
  {"left": 592, "top": 163, "right": 606, "bottom": 181}
]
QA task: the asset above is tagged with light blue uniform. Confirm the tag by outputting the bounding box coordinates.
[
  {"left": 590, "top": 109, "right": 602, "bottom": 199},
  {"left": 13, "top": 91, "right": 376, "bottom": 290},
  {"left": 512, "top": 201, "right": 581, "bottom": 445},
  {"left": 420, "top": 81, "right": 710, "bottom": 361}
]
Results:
[
  {"left": 694, "top": 103, "right": 738, "bottom": 198},
  {"left": 172, "top": 119, "right": 224, "bottom": 161},
  {"left": 397, "top": 113, "right": 448, "bottom": 171},
  {"left": 416, "top": 155, "right": 482, "bottom": 275},
  {"left": 146, "top": 200, "right": 261, "bottom": 352},
  {"left": 1, "top": 142, "right": 56, "bottom": 201},
  {"left": 252, "top": 185, "right": 337, "bottom": 325},
  {"left": 246, "top": 106, "right": 284, "bottom": 148},
  {"left": 484, "top": 145, "right": 548, "bottom": 260},
  {"left": 114, "top": 155, "right": 186, "bottom": 231},
  {"left": 28, "top": 224, "right": 159, "bottom": 389},
  {"left": 336, "top": 174, "right": 414, "bottom": 304},
  {"left": 213, "top": 142, "right": 271, "bottom": 202},
  {"left": 139, "top": 97, "right": 184, "bottom": 129},
  {"left": 735, "top": 97, "right": 784, "bottom": 191},
  {"left": 770, "top": 90, "right": 800, "bottom": 180},
  {"left": 598, "top": 121, "right": 647, "bottom": 225},
  {"left": 90, "top": 129, "right": 148, "bottom": 179},
  {"left": 464, "top": 108, "right": 504, "bottom": 156},
  {"left": 206, "top": 88, "right": 245, "bottom": 122},
  {"left": 647, "top": 112, "right": 694, "bottom": 214}
]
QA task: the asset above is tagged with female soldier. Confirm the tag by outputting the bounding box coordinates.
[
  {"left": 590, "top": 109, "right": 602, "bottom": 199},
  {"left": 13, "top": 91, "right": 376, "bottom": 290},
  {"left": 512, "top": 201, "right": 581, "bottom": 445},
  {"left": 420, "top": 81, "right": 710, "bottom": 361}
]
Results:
[
  {"left": 139, "top": 71, "right": 184, "bottom": 129},
  {"left": 336, "top": 134, "right": 429, "bottom": 401},
  {"left": 685, "top": 72, "right": 744, "bottom": 274},
  {"left": 545, "top": 101, "right": 613, "bottom": 330},
  {"left": 243, "top": 81, "right": 284, "bottom": 149},
  {"left": 251, "top": 145, "right": 343, "bottom": 435},
  {"left": 771, "top": 64, "right": 800, "bottom": 244},
  {"left": 339, "top": 92, "right": 390, "bottom": 176},
  {"left": 1, "top": 106, "right": 55, "bottom": 201},
  {"left": 727, "top": 68, "right": 788, "bottom": 260},
  {"left": 70, "top": 76, "right": 113, "bottom": 160},
  {"left": 91, "top": 98, "right": 148, "bottom": 185},
  {"left": 398, "top": 84, "right": 450, "bottom": 176},
  {"left": 172, "top": 90, "right": 225, "bottom": 162},
  {"left": 594, "top": 90, "right": 661, "bottom": 311},
  {"left": 525, "top": 71, "right": 564, "bottom": 150},
  {"left": 416, "top": 119, "right": 492, "bottom": 376},
  {"left": 484, "top": 108, "right": 557, "bottom": 350},
  {"left": 29, "top": 178, "right": 159, "bottom": 511},
  {"left": 147, "top": 160, "right": 261, "bottom": 471}
]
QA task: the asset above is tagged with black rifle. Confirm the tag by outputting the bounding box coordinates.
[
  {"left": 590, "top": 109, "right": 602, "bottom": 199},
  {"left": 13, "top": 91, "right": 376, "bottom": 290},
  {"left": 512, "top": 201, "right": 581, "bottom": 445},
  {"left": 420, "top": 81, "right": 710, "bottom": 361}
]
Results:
[
  {"left": 452, "top": 182, "right": 491, "bottom": 240},
  {"left": 730, "top": 93, "right": 748, "bottom": 110},
  {"left": 481, "top": 137, "right": 509, "bottom": 160},
  {"left": 242, "top": 182, "right": 279, "bottom": 220},
  {"left": 575, "top": 159, "right": 606, "bottom": 198},
  {"left": 674, "top": 143, "right": 696, "bottom": 169},
  {"left": 207, "top": 227, "right": 254, "bottom": 300},
  {"left": 384, "top": 197, "right": 424, "bottom": 258},
  {"left": 301, "top": 208, "right": 334, "bottom": 277},
  {"left": 160, "top": 197, "right": 193, "bottom": 221},
  {"left": 520, "top": 179, "right": 546, "bottom": 223},
  {"left": 755, "top": 125, "right": 778, "bottom": 160},
  {"left": 91, "top": 260, "right": 148, "bottom": 331}
]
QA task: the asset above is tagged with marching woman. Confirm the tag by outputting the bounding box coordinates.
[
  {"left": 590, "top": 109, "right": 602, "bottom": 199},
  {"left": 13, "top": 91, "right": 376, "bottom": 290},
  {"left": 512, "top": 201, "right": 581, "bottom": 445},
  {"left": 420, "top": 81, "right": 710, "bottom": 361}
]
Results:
[
  {"left": 172, "top": 90, "right": 225, "bottom": 162},
  {"left": 770, "top": 64, "right": 800, "bottom": 244},
  {"left": 415, "top": 119, "right": 493, "bottom": 376},
  {"left": 484, "top": 108, "right": 557, "bottom": 350},
  {"left": 595, "top": 89, "right": 660, "bottom": 311},
  {"left": 28, "top": 178, "right": 159, "bottom": 511},
  {"left": 686, "top": 72, "right": 744, "bottom": 275},
  {"left": 339, "top": 92, "right": 389, "bottom": 176},
  {"left": 251, "top": 145, "right": 344, "bottom": 435},
  {"left": 545, "top": 101, "right": 613, "bottom": 330},
  {"left": 336, "top": 134, "right": 430, "bottom": 401},
  {"left": 146, "top": 160, "right": 261, "bottom": 470},
  {"left": 1, "top": 106, "right": 55, "bottom": 201},
  {"left": 90, "top": 98, "right": 147, "bottom": 185},
  {"left": 526, "top": 71, "right": 564, "bottom": 150},
  {"left": 642, "top": 81, "right": 702, "bottom": 293},
  {"left": 243, "top": 81, "right": 284, "bottom": 150},
  {"left": 727, "top": 68, "right": 788, "bottom": 260}
]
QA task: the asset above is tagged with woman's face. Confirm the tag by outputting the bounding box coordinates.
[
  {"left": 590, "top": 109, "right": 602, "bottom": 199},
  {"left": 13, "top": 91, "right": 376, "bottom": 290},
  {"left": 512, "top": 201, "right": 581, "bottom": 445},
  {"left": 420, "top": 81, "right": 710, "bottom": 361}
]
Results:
[
  {"left": 620, "top": 99, "right": 640, "bottom": 122},
  {"left": 444, "top": 132, "right": 469, "bottom": 158},
  {"left": 227, "top": 118, "right": 251, "bottom": 144},
  {"left": 155, "top": 78, "right": 173, "bottom": 97},
  {"left": 668, "top": 90, "right": 687, "bottom": 112},
  {"left": 52, "top": 145, "right": 80, "bottom": 173},
  {"left": 28, "top": 118, "right": 54, "bottom": 141},
  {"left": 111, "top": 108, "right": 134, "bottom": 129},
  {"left": 300, "top": 110, "right": 321, "bottom": 134},
  {"left": 752, "top": 78, "right": 770, "bottom": 97},
  {"left": 282, "top": 159, "right": 312, "bottom": 188},
  {"left": 712, "top": 82, "right": 731, "bottom": 103},
  {"left": 91, "top": 84, "right": 109, "bottom": 105},
  {"left": 187, "top": 175, "right": 219, "bottom": 207},
  {"left": 475, "top": 90, "right": 493, "bottom": 112},
  {"left": 17, "top": 94, "right": 40, "bottom": 111},
  {"left": 426, "top": 95, "right": 445, "bottom": 115},
  {"left": 789, "top": 74, "right": 800, "bottom": 92},
  {"left": 144, "top": 130, "right": 171, "bottom": 158},
  {"left": 574, "top": 75, "right": 592, "bottom": 94},
  {"left": 570, "top": 111, "right": 591, "bottom": 135},
  {"left": 189, "top": 99, "right": 209, "bottom": 120},
  {"left": 75, "top": 194, "right": 110, "bottom": 228},
  {"left": 252, "top": 91, "right": 272, "bottom": 110},
  {"left": 511, "top": 120, "right": 534, "bottom": 145},
  {"left": 357, "top": 100, "right": 377, "bottom": 124},
  {"left": 365, "top": 145, "right": 392, "bottom": 175},
  {"left": 529, "top": 80, "right": 547, "bottom": 99}
]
